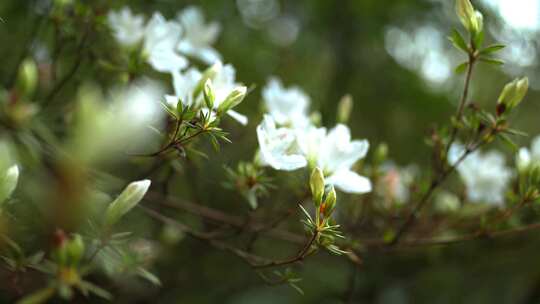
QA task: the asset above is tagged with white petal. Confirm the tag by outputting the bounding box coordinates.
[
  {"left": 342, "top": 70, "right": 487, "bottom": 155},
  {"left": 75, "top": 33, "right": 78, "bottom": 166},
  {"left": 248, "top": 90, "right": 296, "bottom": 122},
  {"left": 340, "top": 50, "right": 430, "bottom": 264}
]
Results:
[
  {"left": 327, "top": 170, "right": 372, "bottom": 194},
  {"left": 227, "top": 110, "right": 248, "bottom": 125}
]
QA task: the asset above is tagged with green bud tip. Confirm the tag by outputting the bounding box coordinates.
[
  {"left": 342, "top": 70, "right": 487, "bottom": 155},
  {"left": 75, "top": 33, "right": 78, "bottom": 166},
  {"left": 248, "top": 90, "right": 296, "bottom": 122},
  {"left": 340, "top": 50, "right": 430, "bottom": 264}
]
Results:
[
  {"left": 498, "top": 77, "right": 529, "bottom": 110},
  {"left": 16, "top": 58, "right": 38, "bottom": 97},
  {"left": 337, "top": 94, "right": 353, "bottom": 124},
  {"left": 310, "top": 167, "right": 325, "bottom": 207},
  {"left": 217, "top": 86, "right": 247, "bottom": 113},
  {"left": 203, "top": 79, "right": 215, "bottom": 109},
  {"left": 323, "top": 185, "right": 337, "bottom": 217},
  {"left": 105, "top": 179, "right": 151, "bottom": 227}
]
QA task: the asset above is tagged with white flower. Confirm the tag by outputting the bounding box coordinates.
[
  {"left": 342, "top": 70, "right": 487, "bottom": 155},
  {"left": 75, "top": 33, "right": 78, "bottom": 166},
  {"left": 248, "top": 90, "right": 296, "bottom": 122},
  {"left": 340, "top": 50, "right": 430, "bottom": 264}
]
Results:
[
  {"left": 107, "top": 7, "right": 145, "bottom": 47},
  {"left": 262, "top": 77, "right": 310, "bottom": 127},
  {"left": 177, "top": 6, "right": 221, "bottom": 64},
  {"left": 449, "top": 143, "right": 512, "bottom": 206},
  {"left": 144, "top": 13, "right": 187, "bottom": 73},
  {"left": 256, "top": 115, "right": 307, "bottom": 171},
  {"left": 516, "top": 135, "right": 540, "bottom": 171},
  {"left": 207, "top": 62, "right": 248, "bottom": 125},
  {"left": 298, "top": 124, "right": 371, "bottom": 194},
  {"left": 165, "top": 68, "right": 203, "bottom": 108}
]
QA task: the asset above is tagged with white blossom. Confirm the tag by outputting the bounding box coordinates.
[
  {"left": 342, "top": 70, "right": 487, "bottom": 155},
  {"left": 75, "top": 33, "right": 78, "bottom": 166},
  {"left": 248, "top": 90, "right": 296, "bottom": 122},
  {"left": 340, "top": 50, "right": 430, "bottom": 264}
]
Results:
[
  {"left": 207, "top": 62, "right": 248, "bottom": 125},
  {"left": 144, "top": 13, "right": 187, "bottom": 73},
  {"left": 516, "top": 135, "right": 540, "bottom": 171},
  {"left": 107, "top": 7, "right": 145, "bottom": 47},
  {"left": 449, "top": 143, "right": 512, "bottom": 206},
  {"left": 177, "top": 6, "right": 221, "bottom": 64},
  {"left": 165, "top": 68, "right": 203, "bottom": 108},
  {"left": 297, "top": 124, "right": 371, "bottom": 194},
  {"left": 256, "top": 115, "right": 307, "bottom": 171},
  {"left": 262, "top": 77, "right": 310, "bottom": 127}
]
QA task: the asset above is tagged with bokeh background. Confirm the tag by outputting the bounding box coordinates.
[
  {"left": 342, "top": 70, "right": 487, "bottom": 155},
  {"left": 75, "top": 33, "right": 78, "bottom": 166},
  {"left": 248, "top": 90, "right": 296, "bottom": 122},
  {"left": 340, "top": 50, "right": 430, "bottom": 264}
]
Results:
[{"left": 2, "top": 0, "right": 540, "bottom": 303}]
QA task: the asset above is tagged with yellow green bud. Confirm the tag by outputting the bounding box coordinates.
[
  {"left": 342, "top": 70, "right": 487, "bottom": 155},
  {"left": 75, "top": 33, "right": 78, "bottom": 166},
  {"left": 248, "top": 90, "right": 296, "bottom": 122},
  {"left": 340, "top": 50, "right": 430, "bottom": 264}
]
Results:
[
  {"left": 217, "top": 86, "right": 247, "bottom": 114},
  {"left": 337, "top": 94, "right": 353, "bottom": 124},
  {"left": 16, "top": 58, "right": 38, "bottom": 98},
  {"left": 497, "top": 77, "right": 529, "bottom": 111},
  {"left": 310, "top": 167, "right": 325, "bottom": 206}
]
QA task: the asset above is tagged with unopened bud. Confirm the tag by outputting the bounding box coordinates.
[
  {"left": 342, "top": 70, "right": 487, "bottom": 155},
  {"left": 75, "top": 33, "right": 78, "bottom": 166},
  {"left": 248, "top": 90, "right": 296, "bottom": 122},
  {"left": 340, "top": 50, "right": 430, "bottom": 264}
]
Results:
[
  {"left": 323, "top": 186, "right": 337, "bottom": 217},
  {"left": 193, "top": 62, "right": 222, "bottom": 97},
  {"left": 516, "top": 148, "right": 531, "bottom": 172},
  {"left": 104, "top": 179, "right": 151, "bottom": 227},
  {"left": 498, "top": 77, "right": 529, "bottom": 111},
  {"left": 16, "top": 58, "right": 38, "bottom": 98},
  {"left": 374, "top": 143, "right": 388, "bottom": 165},
  {"left": 310, "top": 167, "right": 325, "bottom": 207},
  {"left": 456, "top": 0, "right": 482, "bottom": 35},
  {"left": 65, "top": 234, "right": 84, "bottom": 266},
  {"left": 217, "top": 86, "right": 247, "bottom": 114},
  {"left": 337, "top": 94, "right": 353, "bottom": 124},
  {"left": 203, "top": 79, "right": 215, "bottom": 109}
]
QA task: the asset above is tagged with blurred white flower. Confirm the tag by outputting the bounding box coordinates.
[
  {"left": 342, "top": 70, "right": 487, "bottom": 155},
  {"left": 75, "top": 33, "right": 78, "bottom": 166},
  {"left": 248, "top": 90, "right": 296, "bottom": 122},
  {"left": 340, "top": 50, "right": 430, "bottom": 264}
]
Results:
[
  {"left": 449, "top": 143, "right": 513, "bottom": 206},
  {"left": 298, "top": 124, "right": 371, "bottom": 194},
  {"left": 377, "top": 163, "right": 417, "bottom": 204},
  {"left": 107, "top": 7, "right": 145, "bottom": 47},
  {"left": 165, "top": 68, "right": 203, "bottom": 108},
  {"left": 177, "top": 6, "right": 221, "bottom": 64},
  {"left": 144, "top": 13, "right": 187, "bottom": 73},
  {"left": 70, "top": 81, "right": 164, "bottom": 164},
  {"left": 262, "top": 77, "right": 310, "bottom": 127},
  {"left": 516, "top": 135, "right": 540, "bottom": 171},
  {"left": 256, "top": 115, "right": 307, "bottom": 171}
]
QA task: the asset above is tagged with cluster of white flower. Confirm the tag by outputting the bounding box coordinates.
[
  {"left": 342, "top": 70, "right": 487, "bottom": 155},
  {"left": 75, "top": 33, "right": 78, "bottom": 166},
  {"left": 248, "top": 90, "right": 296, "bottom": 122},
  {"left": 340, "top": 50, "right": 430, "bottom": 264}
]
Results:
[
  {"left": 107, "top": 6, "right": 248, "bottom": 126},
  {"left": 256, "top": 78, "right": 372, "bottom": 194},
  {"left": 449, "top": 143, "right": 513, "bottom": 206}
]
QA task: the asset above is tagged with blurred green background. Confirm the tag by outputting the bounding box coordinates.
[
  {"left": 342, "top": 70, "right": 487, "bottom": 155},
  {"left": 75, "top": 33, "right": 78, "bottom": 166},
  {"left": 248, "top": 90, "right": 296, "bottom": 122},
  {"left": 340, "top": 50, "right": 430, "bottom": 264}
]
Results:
[{"left": 2, "top": 0, "right": 540, "bottom": 303}]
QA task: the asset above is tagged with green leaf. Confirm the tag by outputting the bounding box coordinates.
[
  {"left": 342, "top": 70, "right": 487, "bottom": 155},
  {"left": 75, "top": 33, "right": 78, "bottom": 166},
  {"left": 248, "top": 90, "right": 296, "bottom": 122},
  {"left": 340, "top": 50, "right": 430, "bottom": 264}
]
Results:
[
  {"left": 448, "top": 29, "right": 469, "bottom": 53},
  {"left": 16, "top": 286, "right": 56, "bottom": 304},
  {"left": 479, "top": 57, "right": 504, "bottom": 66},
  {"left": 499, "top": 134, "right": 518, "bottom": 151},
  {"left": 454, "top": 61, "right": 469, "bottom": 74},
  {"left": 480, "top": 44, "right": 505, "bottom": 55},
  {"left": 137, "top": 267, "right": 162, "bottom": 286}
]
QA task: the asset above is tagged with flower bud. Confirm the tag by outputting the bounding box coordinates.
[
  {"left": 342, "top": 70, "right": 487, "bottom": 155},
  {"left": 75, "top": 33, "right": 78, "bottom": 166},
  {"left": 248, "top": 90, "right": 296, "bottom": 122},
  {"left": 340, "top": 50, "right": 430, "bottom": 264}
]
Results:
[
  {"left": 337, "top": 94, "right": 353, "bottom": 124},
  {"left": 310, "top": 167, "right": 325, "bottom": 207},
  {"left": 16, "top": 58, "right": 38, "bottom": 98},
  {"left": 516, "top": 148, "right": 531, "bottom": 172},
  {"left": 497, "top": 77, "right": 529, "bottom": 111},
  {"left": 193, "top": 62, "right": 222, "bottom": 97},
  {"left": 203, "top": 80, "right": 215, "bottom": 109},
  {"left": 104, "top": 179, "right": 151, "bottom": 227},
  {"left": 374, "top": 143, "right": 388, "bottom": 165},
  {"left": 0, "top": 165, "right": 19, "bottom": 206},
  {"left": 322, "top": 185, "right": 337, "bottom": 217},
  {"left": 217, "top": 86, "right": 247, "bottom": 114},
  {"left": 456, "top": 0, "right": 482, "bottom": 34},
  {"left": 65, "top": 234, "right": 85, "bottom": 266}
]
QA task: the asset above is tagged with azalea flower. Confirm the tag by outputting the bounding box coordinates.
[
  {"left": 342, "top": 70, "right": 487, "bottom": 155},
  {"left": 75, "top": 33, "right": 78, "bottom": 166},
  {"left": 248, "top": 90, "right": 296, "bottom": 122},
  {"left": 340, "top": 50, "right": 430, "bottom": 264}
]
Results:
[
  {"left": 164, "top": 62, "right": 248, "bottom": 125},
  {"left": 449, "top": 143, "right": 512, "bottom": 205},
  {"left": 262, "top": 77, "right": 310, "bottom": 127},
  {"left": 377, "top": 163, "right": 417, "bottom": 204},
  {"left": 516, "top": 135, "right": 540, "bottom": 171},
  {"left": 256, "top": 115, "right": 307, "bottom": 171},
  {"left": 205, "top": 62, "right": 248, "bottom": 125},
  {"left": 177, "top": 6, "right": 221, "bottom": 64},
  {"left": 165, "top": 68, "right": 203, "bottom": 108},
  {"left": 107, "top": 7, "right": 145, "bottom": 47},
  {"left": 144, "top": 13, "right": 187, "bottom": 73},
  {"left": 299, "top": 124, "right": 371, "bottom": 194}
]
